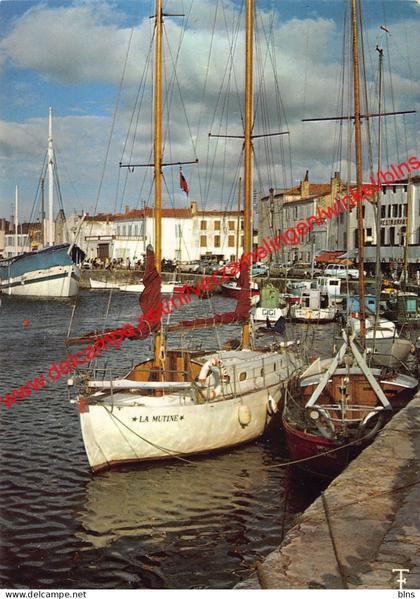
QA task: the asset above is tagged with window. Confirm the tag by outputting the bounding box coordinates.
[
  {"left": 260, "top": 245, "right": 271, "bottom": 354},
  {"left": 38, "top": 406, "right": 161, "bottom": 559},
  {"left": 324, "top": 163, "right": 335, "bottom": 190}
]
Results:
[
  {"left": 214, "top": 235, "right": 220, "bottom": 248},
  {"left": 381, "top": 205, "right": 386, "bottom": 219},
  {"left": 240, "top": 236, "right": 244, "bottom": 247},
  {"left": 228, "top": 221, "right": 235, "bottom": 230},
  {"left": 393, "top": 204, "right": 398, "bottom": 218},
  {"left": 400, "top": 226, "right": 406, "bottom": 246},
  {"left": 403, "top": 204, "right": 408, "bottom": 217},
  {"left": 214, "top": 220, "right": 220, "bottom": 230},
  {"left": 362, "top": 205, "right": 365, "bottom": 218},
  {"left": 389, "top": 226, "right": 395, "bottom": 245},
  {"left": 398, "top": 204, "right": 402, "bottom": 218},
  {"left": 128, "top": 225, "right": 132, "bottom": 236},
  {"left": 294, "top": 206, "right": 298, "bottom": 219},
  {"left": 240, "top": 220, "right": 244, "bottom": 230},
  {"left": 380, "top": 228, "right": 385, "bottom": 245},
  {"left": 228, "top": 235, "right": 235, "bottom": 247},
  {"left": 200, "top": 235, "right": 207, "bottom": 247},
  {"left": 387, "top": 205, "right": 392, "bottom": 218},
  {"left": 200, "top": 220, "right": 207, "bottom": 230},
  {"left": 239, "top": 372, "right": 247, "bottom": 381}
]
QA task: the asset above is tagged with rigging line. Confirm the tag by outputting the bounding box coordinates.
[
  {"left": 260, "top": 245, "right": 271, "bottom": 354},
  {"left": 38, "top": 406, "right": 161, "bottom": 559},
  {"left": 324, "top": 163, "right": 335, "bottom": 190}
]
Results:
[
  {"left": 27, "top": 151, "right": 48, "bottom": 226},
  {"left": 117, "top": 32, "right": 154, "bottom": 215},
  {"left": 87, "top": 21, "right": 136, "bottom": 241},
  {"left": 203, "top": 1, "right": 243, "bottom": 208},
  {"left": 53, "top": 143, "right": 82, "bottom": 215},
  {"left": 359, "top": 0, "right": 375, "bottom": 180},
  {"left": 382, "top": 2, "right": 400, "bottom": 165},
  {"left": 103, "top": 404, "right": 195, "bottom": 463},
  {"left": 163, "top": 29, "right": 199, "bottom": 161},
  {"left": 258, "top": 7, "right": 290, "bottom": 190}
]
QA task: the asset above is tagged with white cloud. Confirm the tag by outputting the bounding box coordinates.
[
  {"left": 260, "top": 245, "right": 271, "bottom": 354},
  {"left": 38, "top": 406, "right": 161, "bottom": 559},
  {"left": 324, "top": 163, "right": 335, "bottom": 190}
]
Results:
[{"left": 0, "top": 1, "right": 418, "bottom": 218}]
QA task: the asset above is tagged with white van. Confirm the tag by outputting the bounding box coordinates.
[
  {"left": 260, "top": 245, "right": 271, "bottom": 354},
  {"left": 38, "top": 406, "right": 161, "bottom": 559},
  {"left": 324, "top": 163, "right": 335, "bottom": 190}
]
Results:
[{"left": 324, "top": 264, "right": 365, "bottom": 279}]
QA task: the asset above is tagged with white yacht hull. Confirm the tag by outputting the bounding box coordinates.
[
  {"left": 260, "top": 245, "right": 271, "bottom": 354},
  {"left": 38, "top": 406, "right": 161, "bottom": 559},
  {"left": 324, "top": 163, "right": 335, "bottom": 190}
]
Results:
[
  {"left": 1, "top": 264, "right": 80, "bottom": 297},
  {"left": 90, "top": 278, "right": 119, "bottom": 290},
  {"left": 290, "top": 306, "right": 337, "bottom": 323},
  {"left": 365, "top": 336, "right": 412, "bottom": 368},
  {"left": 254, "top": 306, "right": 288, "bottom": 321},
  {"left": 76, "top": 350, "right": 303, "bottom": 472}
]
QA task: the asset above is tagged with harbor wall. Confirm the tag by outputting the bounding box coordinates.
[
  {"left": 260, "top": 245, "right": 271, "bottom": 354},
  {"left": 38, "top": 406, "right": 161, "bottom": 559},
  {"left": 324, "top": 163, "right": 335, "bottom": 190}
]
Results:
[{"left": 238, "top": 392, "right": 420, "bottom": 589}]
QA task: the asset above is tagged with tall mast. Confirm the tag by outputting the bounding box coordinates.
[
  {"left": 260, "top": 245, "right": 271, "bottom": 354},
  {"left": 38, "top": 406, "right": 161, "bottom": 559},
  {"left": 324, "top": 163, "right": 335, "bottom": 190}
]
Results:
[
  {"left": 48, "top": 106, "right": 54, "bottom": 246},
  {"left": 15, "top": 185, "right": 19, "bottom": 256},
  {"left": 242, "top": 0, "right": 253, "bottom": 350},
  {"left": 154, "top": 0, "right": 163, "bottom": 365},
  {"left": 374, "top": 46, "right": 383, "bottom": 323},
  {"left": 351, "top": 0, "right": 366, "bottom": 342}
]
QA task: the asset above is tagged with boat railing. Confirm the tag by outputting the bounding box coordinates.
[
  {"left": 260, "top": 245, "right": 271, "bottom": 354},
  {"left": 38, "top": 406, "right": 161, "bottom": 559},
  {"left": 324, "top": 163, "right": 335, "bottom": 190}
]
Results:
[{"left": 306, "top": 403, "right": 385, "bottom": 425}]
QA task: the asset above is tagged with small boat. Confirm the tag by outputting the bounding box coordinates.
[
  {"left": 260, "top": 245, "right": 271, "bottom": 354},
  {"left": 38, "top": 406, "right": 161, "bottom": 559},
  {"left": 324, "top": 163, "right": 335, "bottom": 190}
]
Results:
[
  {"left": 253, "top": 284, "right": 288, "bottom": 322},
  {"left": 383, "top": 292, "right": 420, "bottom": 327},
  {"left": 90, "top": 278, "right": 119, "bottom": 290},
  {"left": 290, "top": 289, "right": 338, "bottom": 323},
  {"left": 221, "top": 280, "right": 260, "bottom": 304},
  {"left": 118, "top": 281, "right": 183, "bottom": 294},
  {"left": 283, "top": 330, "right": 418, "bottom": 478},
  {"left": 0, "top": 244, "right": 84, "bottom": 298},
  {"left": 315, "top": 276, "right": 343, "bottom": 305}
]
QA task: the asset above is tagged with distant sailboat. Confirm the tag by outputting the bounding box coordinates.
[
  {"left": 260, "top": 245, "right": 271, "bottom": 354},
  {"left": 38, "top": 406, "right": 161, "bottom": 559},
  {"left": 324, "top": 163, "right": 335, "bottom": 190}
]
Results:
[{"left": 0, "top": 108, "right": 84, "bottom": 297}]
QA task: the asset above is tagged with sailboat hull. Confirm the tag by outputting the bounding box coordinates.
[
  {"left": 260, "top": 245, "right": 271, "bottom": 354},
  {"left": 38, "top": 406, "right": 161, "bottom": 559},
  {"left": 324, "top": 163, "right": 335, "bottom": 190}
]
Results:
[
  {"left": 76, "top": 349, "right": 304, "bottom": 472},
  {"left": 80, "top": 389, "right": 278, "bottom": 472},
  {"left": 0, "top": 245, "right": 82, "bottom": 297},
  {"left": 282, "top": 415, "right": 357, "bottom": 479}
]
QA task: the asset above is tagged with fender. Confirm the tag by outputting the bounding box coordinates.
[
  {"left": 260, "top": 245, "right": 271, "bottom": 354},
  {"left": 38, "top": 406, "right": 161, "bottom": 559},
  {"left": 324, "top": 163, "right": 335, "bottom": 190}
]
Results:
[{"left": 356, "top": 409, "right": 386, "bottom": 442}]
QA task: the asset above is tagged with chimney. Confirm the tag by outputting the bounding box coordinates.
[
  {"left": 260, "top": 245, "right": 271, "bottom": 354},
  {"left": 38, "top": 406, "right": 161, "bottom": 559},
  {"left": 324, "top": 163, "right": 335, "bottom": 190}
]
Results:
[
  {"left": 301, "top": 170, "right": 310, "bottom": 198},
  {"left": 190, "top": 201, "right": 197, "bottom": 215}
]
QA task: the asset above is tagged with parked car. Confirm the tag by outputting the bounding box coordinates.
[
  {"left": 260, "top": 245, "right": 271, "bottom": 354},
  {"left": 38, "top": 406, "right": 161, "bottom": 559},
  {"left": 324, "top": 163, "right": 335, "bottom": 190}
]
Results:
[
  {"left": 199, "top": 260, "right": 220, "bottom": 274},
  {"left": 288, "top": 263, "right": 323, "bottom": 278},
  {"left": 324, "top": 263, "right": 365, "bottom": 279},
  {"left": 252, "top": 262, "right": 268, "bottom": 276},
  {"left": 269, "top": 262, "right": 290, "bottom": 277},
  {"left": 178, "top": 260, "right": 201, "bottom": 273}
]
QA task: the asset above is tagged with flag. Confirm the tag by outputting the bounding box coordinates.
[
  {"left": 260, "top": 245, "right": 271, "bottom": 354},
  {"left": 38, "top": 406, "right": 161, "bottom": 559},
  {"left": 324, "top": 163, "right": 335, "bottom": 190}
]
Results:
[{"left": 180, "top": 169, "right": 189, "bottom": 195}]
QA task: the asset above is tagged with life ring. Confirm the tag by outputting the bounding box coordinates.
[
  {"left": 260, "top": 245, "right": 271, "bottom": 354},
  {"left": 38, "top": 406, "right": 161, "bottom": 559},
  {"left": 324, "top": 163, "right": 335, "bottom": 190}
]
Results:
[
  {"left": 198, "top": 356, "right": 229, "bottom": 400},
  {"left": 356, "top": 409, "right": 386, "bottom": 442},
  {"left": 266, "top": 394, "right": 278, "bottom": 416}
]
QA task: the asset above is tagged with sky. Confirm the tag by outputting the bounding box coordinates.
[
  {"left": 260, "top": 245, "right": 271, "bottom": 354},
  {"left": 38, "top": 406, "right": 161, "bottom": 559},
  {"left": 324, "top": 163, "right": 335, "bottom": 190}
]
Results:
[{"left": 0, "top": 0, "right": 419, "bottom": 222}]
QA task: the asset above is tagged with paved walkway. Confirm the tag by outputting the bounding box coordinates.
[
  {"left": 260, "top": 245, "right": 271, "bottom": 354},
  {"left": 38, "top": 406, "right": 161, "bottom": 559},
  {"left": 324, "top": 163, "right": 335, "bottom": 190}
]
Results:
[{"left": 238, "top": 393, "right": 420, "bottom": 589}]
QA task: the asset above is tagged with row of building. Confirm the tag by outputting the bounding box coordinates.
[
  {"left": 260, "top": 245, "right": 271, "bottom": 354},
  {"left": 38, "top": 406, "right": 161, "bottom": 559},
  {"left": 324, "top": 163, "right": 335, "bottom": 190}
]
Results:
[
  {"left": 1, "top": 173, "right": 419, "bottom": 265},
  {"left": 258, "top": 172, "right": 420, "bottom": 265}
]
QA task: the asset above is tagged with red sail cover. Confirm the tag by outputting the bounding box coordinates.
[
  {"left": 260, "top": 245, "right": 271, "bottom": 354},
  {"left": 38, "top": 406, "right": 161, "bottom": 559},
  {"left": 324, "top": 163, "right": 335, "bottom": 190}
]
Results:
[
  {"left": 169, "top": 261, "right": 251, "bottom": 330},
  {"left": 139, "top": 244, "right": 162, "bottom": 333}
]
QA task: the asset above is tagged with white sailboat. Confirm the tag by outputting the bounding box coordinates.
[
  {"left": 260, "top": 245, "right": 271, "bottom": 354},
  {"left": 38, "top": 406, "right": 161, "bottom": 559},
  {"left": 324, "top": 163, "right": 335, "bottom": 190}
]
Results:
[
  {"left": 0, "top": 108, "right": 84, "bottom": 297},
  {"left": 70, "top": 0, "right": 304, "bottom": 472}
]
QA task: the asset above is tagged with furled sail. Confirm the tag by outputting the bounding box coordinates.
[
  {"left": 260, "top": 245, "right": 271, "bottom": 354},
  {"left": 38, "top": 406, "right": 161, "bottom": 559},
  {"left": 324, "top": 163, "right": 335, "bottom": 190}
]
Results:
[
  {"left": 168, "top": 261, "right": 251, "bottom": 331},
  {"left": 139, "top": 244, "right": 162, "bottom": 333}
]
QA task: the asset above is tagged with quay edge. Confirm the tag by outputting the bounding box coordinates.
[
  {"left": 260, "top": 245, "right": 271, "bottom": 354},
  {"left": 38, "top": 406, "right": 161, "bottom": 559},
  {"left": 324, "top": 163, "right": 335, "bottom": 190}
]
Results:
[{"left": 237, "top": 391, "right": 420, "bottom": 590}]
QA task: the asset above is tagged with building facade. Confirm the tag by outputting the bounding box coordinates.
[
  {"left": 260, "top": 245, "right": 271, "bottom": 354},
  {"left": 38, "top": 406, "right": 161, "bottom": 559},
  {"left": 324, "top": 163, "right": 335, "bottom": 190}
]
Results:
[
  {"left": 258, "top": 171, "right": 341, "bottom": 263},
  {"left": 68, "top": 202, "right": 244, "bottom": 263}
]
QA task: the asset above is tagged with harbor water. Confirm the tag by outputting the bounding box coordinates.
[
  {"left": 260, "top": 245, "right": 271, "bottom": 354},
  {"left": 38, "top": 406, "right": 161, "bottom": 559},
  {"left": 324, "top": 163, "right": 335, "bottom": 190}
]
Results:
[{"left": 0, "top": 290, "right": 391, "bottom": 589}]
